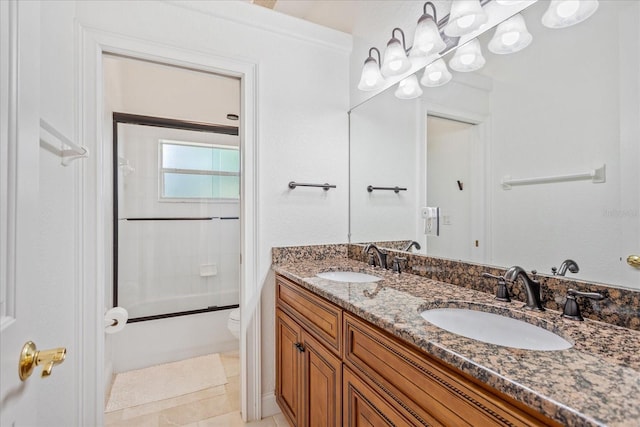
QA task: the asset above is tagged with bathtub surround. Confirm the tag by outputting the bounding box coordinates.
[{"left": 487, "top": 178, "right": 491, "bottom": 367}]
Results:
[
  {"left": 274, "top": 243, "right": 640, "bottom": 331},
  {"left": 272, "top": 244, "right": 640, "bottom": 425}
]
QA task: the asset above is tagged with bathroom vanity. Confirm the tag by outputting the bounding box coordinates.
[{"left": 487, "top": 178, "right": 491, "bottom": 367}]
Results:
[{"left": 273, "top": 245, "right": 640, "bottom": 427}]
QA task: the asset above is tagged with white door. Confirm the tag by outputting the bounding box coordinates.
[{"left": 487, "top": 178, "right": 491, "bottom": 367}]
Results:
[
  {"left": 1, "top": 1, "right": 79, "bottom": 425},
  {"left": 618, "top": 1, "right": 640, "bottom": 288}
]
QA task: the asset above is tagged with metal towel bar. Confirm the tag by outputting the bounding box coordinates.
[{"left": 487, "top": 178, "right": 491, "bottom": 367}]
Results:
[
  {"left": 367, "top": 185, "right": 407, "bottom": 193},
  {"left": 288, "top": 181, "right": 336, "bottom": 191}
]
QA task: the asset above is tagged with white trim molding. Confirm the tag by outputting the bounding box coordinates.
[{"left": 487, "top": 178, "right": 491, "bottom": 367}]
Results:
[
  {"left": 77, "top": 25, "right": 261, "bottom": 424},
  {"left": 167, "top": 0, "right": 352, "bottom": 54}
]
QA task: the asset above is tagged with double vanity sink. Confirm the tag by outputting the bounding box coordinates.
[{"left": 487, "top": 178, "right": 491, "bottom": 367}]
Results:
[
  {"left": 315, "top": 270, "right": 573, "bottom": 352},
  {"left": 264, "top": 253, "right": 640, "bottom": 426}
]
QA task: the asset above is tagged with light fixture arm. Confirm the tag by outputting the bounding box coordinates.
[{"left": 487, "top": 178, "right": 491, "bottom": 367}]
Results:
[
  {"left": 391, "top": 27, "right": 408, "bottom": 52},
  {"left": 422, "top": 1, "right": 438, "bottom": 22},
  {"left": 368, "top": 47, "right": 382, "bottom": 64}
]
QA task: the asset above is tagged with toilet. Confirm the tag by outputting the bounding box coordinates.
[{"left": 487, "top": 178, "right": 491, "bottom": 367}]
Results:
[{"left": 227, "top": 308, "right": 240, "bottom": 339}]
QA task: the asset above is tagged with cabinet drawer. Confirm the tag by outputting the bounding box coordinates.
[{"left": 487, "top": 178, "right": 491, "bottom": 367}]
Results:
[
  {"left": 276, "top": 274, "right": 342, "bottom": 356},
  {"left": 344, "top": 313, "right": 557, "bottom": 427},
  {"left": 344, "top": 366, "right": 422, "bottom": 427}
]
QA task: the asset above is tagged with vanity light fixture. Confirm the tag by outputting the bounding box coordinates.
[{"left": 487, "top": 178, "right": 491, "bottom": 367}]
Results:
[
  {"left": 488, "top": 13, "right": 532, "bottom": 54},
  {"left": 395, "top": 75, "right": 423, "bottom": 99},
  {"left": 357, "top": 47, "right": 386, "bottom": 91},
  {"left": 410, "top": 2, "right": 447, "bottom": 58},
  {"left": 542, "top": 0, "right": 599, "bottom": 29},
  {"left": 449, "top": 38, "right": 486, "bottom": 72},
  {"left": 420, "top": 59, "right": 452, "bottom": 87},
  {"left": 444, "top": 0, "right": 488, "bottom": 37},
  {"left": 381, "top": 28, "right": 412, "bottom": 77}
]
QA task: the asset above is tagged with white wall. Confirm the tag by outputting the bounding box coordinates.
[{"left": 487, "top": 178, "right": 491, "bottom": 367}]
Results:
[{"left": 71, "top": 0, "right": 351, "bottom": 411}]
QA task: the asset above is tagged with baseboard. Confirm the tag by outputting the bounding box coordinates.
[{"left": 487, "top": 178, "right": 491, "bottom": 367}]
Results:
[{"left": 261, "top": 392, "right": 280, "bottom": 418}]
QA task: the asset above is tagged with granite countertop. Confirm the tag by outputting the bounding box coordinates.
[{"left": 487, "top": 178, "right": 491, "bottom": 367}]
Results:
[{"left": 272, "top": 257, "right": 640, "bottom": 427}]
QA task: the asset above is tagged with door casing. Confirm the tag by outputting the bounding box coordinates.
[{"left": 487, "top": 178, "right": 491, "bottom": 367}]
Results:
[{"left": 77, "top": 26, "right": 261, "bottom": 424}]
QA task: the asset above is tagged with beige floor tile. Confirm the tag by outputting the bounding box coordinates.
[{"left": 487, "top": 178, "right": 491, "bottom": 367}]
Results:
[
  {"left": 224, "top": 374, "right": 241, "bottom": 412},
  {"left": 197, "top": 411, "right": 245, "bottom": 427},
  {"left": 198, "top": 412, "right": 278, "bottom": 427},
  {"left": 104, "top": 409, "right": 124, "bottom": 425},
  {"left": 158, "top": 393, "right": 233, "bottom": 426},
  {"left": 220, "top": 350, "right": 240, "bottom": 378},
  {"left": 272, "top": 412, "right": 289, "bottom": 427},
  {"left": 105, "top": 352, "right": 243, "bottom": 426},
  {"left": 105, "top": 412, "right": 160, "bottom": 427},
  {"left": 246, "top": 416, "right": 277, "bottom": 426},
  {"left": 121, "top": 385, "right": 227, "bottom": 420}
]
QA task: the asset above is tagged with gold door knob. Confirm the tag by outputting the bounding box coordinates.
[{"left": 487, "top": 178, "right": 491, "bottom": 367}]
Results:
[
  {"left": 19, "top": 341, "right": 66, "bottom": 381},
  {"left": 628, "top": 255, "right": 640, "bottom": 268}
]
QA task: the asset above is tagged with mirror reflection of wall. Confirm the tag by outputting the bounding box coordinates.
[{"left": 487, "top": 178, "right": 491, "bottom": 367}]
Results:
[
  {"left": 426, "top": 116, "right": 476, "bottom": 262},
  {"left": 349, "top": 0, "right": 640, "bottom": 290}
]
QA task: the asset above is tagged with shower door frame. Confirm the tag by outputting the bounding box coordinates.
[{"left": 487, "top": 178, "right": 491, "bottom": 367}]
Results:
[{"left": 112, "top": 112, "right": 241, "bottom": 323}]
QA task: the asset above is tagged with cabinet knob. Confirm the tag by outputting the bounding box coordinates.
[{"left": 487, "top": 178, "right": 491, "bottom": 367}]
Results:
[
  {"left": 627, "top": 255, "right": 640, "bottom": 268},
  {"left": 294, "top": 342, "right": 305, "bottom": 353}
]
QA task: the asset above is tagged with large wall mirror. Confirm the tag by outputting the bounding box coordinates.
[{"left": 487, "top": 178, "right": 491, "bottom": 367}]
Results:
[{"left": 350, "top": 0, "right": 640, "bottom": 290}]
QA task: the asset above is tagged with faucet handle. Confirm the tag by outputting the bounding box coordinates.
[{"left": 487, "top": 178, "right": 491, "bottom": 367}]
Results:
[
  {"left": 562, "top": 289, "right": 605, "bottom": 321},
  {"left": 367, "top": 254, "right": 376, "bottom": 266},
  {"left": 482, "top": 272, "right": 511, "bottom": 302},
  {"left": 392, "top": 257, "right": 407, "bottom": 274}
]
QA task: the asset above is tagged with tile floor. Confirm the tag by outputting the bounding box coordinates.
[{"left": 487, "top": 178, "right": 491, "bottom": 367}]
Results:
[{"left": 105, "top": 351, "right": 288, "bottom": 427}]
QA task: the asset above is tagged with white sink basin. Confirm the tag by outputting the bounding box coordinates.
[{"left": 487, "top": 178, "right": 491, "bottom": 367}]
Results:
[
  {"left": 420, "top": 308, "right": 572, "bottom": 351},
  {"left": 316, "top": 271, "right": 382, "bottom": 283}
]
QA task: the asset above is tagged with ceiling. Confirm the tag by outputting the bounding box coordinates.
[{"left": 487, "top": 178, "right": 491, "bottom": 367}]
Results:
[
  {"left": 250, "top": 1, "right": 454, "bottom": 37},
  {"left": 251, "top": 0, "right": 379, "bottom": 34}
]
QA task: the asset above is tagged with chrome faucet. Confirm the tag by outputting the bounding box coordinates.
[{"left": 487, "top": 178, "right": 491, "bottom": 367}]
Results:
[
  {"left": 504, "top": 266, "right": 545, "bottom": 311},
  {"left": 402, "top": 240, "right": 421, "bottom": 252},
  {"left": 552, "top": 259, "right": 579, "bottom": 276},
  {"left": 363, "top": 244, "right": 388, "bottom": 269}
]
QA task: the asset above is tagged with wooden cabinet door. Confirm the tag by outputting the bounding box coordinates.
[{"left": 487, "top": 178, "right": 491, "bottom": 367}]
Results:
[
  {"left": 302, "top": 331, "right": 342, "bottom": 427},
  {"left": 343, "top": 366, "right": 416, "bottom": 427},
  {"left": 276, "top": 308, "right": 304, "bottom": 427}
]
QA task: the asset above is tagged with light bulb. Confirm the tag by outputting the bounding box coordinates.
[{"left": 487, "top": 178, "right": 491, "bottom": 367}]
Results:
[
  {"left": 542, "top": 0, "right": 599, "bottom": 29},
  {"left": 488, "top": 13, "right": 532, "bottom": 54},
  {"left": 389, "top": 60, "right": 402, "bottom": 71},
  {"left": 449, "top": 38, "right": 485, "bottom": 72},
  {"left": 460, "top": 54, "right": 475, "bottom": 65},
  {"left": 429, "top": 71, "right": 443, "bottom": 81},
  {"left": 557, "top": 0, "right": 580, "bottom": 18},
  {"left": 357, "top": 56, "right": 385, "bottom": 92},
  {"left": 456, "top": 15, "right": 476, "bottom": 29},
  {"left": 381, "top": 33, "right": 411, "bottom": 77},
  {"left": 420, "top": 59, "right": 452, "bottom": 87},
  {"left": 501, "top": 31, "right": 520, "bottom": 46},
  {"left": 395, "top": 75, "right": 423, "bottom": 99},
  {"left": 444, "top": 0, "right": 488, "bottom": 37}
]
